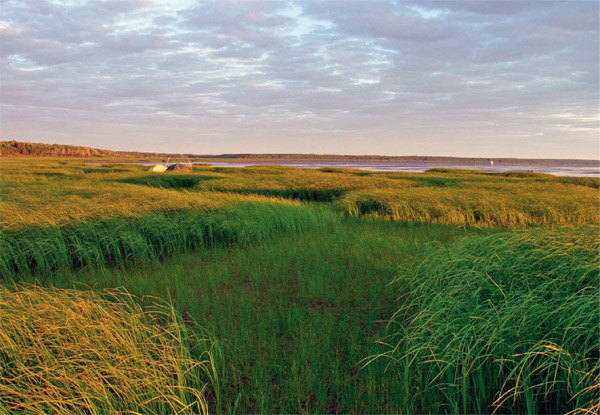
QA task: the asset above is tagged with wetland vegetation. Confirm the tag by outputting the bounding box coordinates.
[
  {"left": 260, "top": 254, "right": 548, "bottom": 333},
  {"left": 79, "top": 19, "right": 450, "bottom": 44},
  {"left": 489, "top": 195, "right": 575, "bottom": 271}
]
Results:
[{"left": 0, "top": 158, "right": 598, "bottom": 414}]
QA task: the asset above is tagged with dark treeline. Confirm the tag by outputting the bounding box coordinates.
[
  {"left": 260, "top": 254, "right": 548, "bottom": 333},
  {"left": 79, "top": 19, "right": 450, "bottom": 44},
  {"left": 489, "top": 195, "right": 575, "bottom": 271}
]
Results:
[
  {"left": 0, "top": 140, "right": 169, "bottom": 158},
  {"left": 2, "top": 140, "right": 597, "bottom": 166}
]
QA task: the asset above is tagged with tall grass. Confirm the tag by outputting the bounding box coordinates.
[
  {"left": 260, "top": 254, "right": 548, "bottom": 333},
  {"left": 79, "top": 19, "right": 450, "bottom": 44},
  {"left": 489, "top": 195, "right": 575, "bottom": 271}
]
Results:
[
  {"left": 1, "top": 202, "right": 338, "bottom": 278},
  {"left": 0, "top": 284, "right": 216, "bottom": 414},
  {"left": 200, "top": 166, "right": 598, "bottom": 226},
  {"left": 14, "top": 219, "right": 463, "bottom": 413},
  {"left": 336, "top": 184, "right": 598, "bottom": 226},
  {"left": 2, "top": 158, "right": 599, "bottom": 413},
  {"left": 374, "top": 226, "right": 599, "bottom": 414}
]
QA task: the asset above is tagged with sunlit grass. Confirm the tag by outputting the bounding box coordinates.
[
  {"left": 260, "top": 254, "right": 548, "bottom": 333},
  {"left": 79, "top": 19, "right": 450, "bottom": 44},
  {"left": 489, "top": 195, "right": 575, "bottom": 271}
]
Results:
[
  {"left": 2, "top": 158, "right": 597, "bottom": 230},
  {"left": 0, "top": 284, "right": 217, "bottom": 414},
  {"left": 336, "top": 183, "right": 598, "bottom": 226},
  {"left": 13, "top": 219, "right": 464, "bottom": 413}
]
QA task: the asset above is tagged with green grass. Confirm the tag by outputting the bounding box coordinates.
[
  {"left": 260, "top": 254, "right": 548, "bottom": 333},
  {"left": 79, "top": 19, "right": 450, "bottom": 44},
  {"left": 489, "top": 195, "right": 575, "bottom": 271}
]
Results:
[
  {"left": 1, "top": 157, "right": 598, "bottom": 414},
  {"left": 335, "top": 184, "right": 597, "bottom": 226},
  {"left": 13, "top": 219, "right": 466, "bottom": 413},
  {"left": 117, "top": 174, "right": 221, "bottom": 189},
  {"left": 374, "top": 226, "right": 599, "bottom": 414},
  {"left": 2, "top": 158, "right": 597, "bottom": 229},
  {"left": 1, "top": 202, "right": 338, "bottom": 278},
  {"left": 208, "top": 187, "right": 346, "bottom": 202}
]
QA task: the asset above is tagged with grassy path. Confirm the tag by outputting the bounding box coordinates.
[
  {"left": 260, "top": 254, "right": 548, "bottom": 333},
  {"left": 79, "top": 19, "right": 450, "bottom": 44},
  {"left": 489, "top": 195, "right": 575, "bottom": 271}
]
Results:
[{"left": 24, "top": 218, "right": 466, "bottom": 413}]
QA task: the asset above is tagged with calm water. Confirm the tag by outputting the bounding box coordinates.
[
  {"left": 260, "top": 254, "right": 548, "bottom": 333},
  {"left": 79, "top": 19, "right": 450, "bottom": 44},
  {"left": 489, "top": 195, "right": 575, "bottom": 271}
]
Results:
[{"left": 92, "top": 160, "right": 599, "bottom": 177}]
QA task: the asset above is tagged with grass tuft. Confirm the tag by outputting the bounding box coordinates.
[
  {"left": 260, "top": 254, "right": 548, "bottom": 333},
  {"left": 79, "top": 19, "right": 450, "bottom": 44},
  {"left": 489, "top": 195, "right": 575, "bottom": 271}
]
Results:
[
  {"left": 374, "top": 226, "right": 599, "bottom": 414},
  {"left": 0, "top": 284, "right": 216, "bottom": 414}
]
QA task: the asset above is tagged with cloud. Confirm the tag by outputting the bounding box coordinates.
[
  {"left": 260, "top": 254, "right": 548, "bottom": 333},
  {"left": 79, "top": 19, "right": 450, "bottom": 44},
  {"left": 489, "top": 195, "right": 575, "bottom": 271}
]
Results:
[{"left": 0, "top": 0, "right": 597, "bottom": 158}]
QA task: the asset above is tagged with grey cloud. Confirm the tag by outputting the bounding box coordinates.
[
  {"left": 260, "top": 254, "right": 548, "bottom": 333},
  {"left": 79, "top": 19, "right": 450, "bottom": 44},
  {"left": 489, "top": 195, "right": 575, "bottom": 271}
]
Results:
[{"left": 0, "top": 0, "right": 597, "bottom": 158}]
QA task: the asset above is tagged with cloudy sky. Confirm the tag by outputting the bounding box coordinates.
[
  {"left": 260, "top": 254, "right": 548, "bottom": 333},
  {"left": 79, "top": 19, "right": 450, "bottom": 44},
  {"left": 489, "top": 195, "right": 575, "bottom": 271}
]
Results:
[{"left": 1, "top": 0, "right": 598, "bottom": 158}]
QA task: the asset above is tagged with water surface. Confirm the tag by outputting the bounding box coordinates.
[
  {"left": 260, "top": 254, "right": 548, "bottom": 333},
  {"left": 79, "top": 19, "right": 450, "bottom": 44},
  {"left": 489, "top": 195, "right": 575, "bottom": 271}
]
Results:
[{"left": 91, "top": 160, "right": 599, "bottom": 177}]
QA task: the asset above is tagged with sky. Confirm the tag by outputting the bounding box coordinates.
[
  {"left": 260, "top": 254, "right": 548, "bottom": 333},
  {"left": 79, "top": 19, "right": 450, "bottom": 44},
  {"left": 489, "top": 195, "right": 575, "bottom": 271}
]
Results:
[{"left": 1, "top": 0, "right": 598, "bottom": 158}]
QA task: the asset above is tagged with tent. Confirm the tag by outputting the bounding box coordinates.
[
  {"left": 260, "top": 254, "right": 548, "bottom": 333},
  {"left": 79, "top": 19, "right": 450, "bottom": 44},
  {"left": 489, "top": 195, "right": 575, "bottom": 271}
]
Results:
[
  {"left": 166, "top": 164, "right": 192, "bottom": 172},
  {"left": 148, "top": 165, "right": 167, "bottom": 173}
]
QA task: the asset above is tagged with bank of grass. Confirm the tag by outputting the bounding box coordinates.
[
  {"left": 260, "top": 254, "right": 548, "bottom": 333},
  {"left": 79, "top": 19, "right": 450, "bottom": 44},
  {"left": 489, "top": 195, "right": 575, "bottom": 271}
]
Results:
[
  {"left": 375, "top": 226, "right": 599, "bottom": 414},
  {"left": 1, "top": 202, "right": 338, "bottom": 278},
  {"left": 0, "top": 284, "right": 216, "bottom": 414},
  {"left": 205, "top": 168, "right": 598, "bottom": 226},
  {"left": 336, "top": 184, "right": 598, "bottom": 226},
  {"left": 117, "top": 173, "right": 222, "bottom": 189}
]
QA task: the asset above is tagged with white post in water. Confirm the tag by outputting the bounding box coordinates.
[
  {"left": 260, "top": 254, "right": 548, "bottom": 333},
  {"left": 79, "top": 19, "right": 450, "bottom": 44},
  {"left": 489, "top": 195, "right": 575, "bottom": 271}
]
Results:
[{"left": 491, "top": 160, "right": 494, "bottom": 172}]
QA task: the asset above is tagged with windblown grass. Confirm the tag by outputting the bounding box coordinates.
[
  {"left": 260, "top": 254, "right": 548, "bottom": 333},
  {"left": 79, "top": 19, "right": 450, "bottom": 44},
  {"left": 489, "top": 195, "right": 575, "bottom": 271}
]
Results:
[
  {"left": 374, "top": 226, "right": 599, "bottom": 414},
  {"left": 15, "top": 219, "right": 463, "bottom": 414},
  {"left": 336, "top": 183, "right": 598, "bottom": 226},
  {"left": 0, "top": 179, "right": 225, "bottom": 229},
  {"left": 117, "top": 174, "right": 221, "bottom": 189},
  {"left": 201, "top": 166, "right": 598, "bottom": 226},
  {"left": 0, "top": 284, "right": 216, "bottom": 414},
  {"left": 1, "top": 157, "right": 598, "bottom": 413},
  {"left": 1, "top": 202, "right": 338, "bottom": 279}
]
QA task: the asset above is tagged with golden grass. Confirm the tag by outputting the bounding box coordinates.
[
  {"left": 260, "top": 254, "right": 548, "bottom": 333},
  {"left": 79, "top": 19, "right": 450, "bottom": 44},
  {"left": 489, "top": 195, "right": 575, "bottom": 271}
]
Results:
[
  {"left": 337, "top": 183, "right": 599, "bottom": 226},
  {"left": 1, "top": 158, "right": 598, "bottom": 229},
  {"left": 0, "top": 285, "right": 214, "bottom": 414}
]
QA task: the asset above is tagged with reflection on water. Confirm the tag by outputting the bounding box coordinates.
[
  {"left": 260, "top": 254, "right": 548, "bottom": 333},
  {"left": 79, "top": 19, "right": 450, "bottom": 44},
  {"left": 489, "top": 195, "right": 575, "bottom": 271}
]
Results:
[{"left": 90, "top": 160, "right": 599, "bottom": 177}]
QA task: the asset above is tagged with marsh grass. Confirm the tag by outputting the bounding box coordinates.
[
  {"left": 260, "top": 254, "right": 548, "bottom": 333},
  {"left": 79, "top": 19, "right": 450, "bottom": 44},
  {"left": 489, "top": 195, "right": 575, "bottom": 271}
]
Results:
[
  {"left": 374, "top": 226, "right": 599, "bottom": 414},
  {"left": 337, "top": 184, "right": 598, "bottom": 226},
  {"left": 210, "top": 187, "right": 346, "bottom": 202},
  {"left": 2, "top": 159, "right": 598, "bottom": 229},
  {"left": 1, "top": 202, "right": 338, "bottom": 278},
  {"left": 16, "top": 219, "right": 463, "bottom": 414},
  {"left": 198, "top": 166, "right": 598, "bottom": 226},
  {"left": 1, "top": 158, "right": 598, "bottom": 413},
  {"left": 0, "top": 284, "right": 216, "bottom": 414}
]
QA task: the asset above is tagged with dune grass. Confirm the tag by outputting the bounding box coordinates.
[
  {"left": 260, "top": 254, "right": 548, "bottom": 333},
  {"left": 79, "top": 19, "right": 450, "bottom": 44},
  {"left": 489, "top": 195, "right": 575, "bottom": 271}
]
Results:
[
  {"left": 374, "top": 226, "right": 599, "bottom": 414},
  {"left": 0, "top": 284, "right": 217, "bottom": 415}
]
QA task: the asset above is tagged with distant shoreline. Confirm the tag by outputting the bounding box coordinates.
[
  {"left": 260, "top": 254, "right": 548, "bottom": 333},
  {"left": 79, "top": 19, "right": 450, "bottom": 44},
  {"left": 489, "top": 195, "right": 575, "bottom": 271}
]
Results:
[
  {"left": 190, "top": 155, "right": 599, "bottom": 167},
  {"left": 9, "top": 155, "right": 599, "bottom": 168},
  {"left": 2, "top": 140, "right": 598, "bottom": 167}
]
